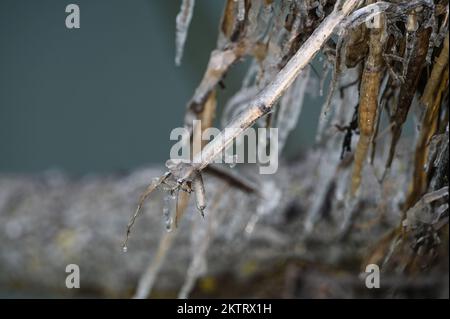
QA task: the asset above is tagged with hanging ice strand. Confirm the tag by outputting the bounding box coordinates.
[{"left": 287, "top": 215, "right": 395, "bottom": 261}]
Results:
[
  {"left": 236, "top": 0, "right": 246, "bottom": 22},
  {"left": 245, "top": 180, "right": 281, "bottom": 236},
  {"left": 163, "top": 189, "right": 177, "bottom": 232},
  {"left": 193, "top": 172, "right": 206, "bottom": 218},
  {"left": 276, "top": 67, "right": 310, "bottom": 152},
  {"left": 175, "top": 0, "right": 195, "bottom": 66}
]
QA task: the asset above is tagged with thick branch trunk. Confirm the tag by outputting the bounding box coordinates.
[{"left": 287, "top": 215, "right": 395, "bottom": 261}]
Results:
[{"left": 0, "top": 152, "right": 448, "bottom": 298}]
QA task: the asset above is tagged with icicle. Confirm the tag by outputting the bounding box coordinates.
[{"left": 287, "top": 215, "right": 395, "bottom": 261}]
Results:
[
  {"left": 275, "top": 66, "right": 310, "bottom": 152},
  {"left": 178, "top": 186, "right": 230, "bottom": 299},
  {"left": 338, "top": 196, "right": 359, "bottom": 236},
  {"left": 319, "top": 59, "right": 331, "bottom": 97},
  {"left": 304, "top": 139, "right": 345, "bottom": 235},
  {"left": 244, "top": 0, "right": 271, "bottom": 43},
  {"left": 308, "top": 67, "right": 360, "bottom": 234},
  {"left": 134, "top": 232, "right": 177, "bottom": 299},
  {"left": 175, "top": 0, "right": 195, "bottom": 66},
  {"left": 245, "top": 180, "right": 281, "bottom": 236},
  {"left": 178, "top": 223, "right": 209, "bottom": 299},
  {"left": 236, "top": 0, "right": 245, "bottom": 21},
  {"left": 304, "top": 174, "right": 334, "bottom": 235},
  {"left": 255, "top": 1, "right": 292, "bottom": 88},
  {"left": 163, "top": 190, "right": 177, "bottom": 232},
  {"left": 316, "top": 93, "right": 338, "bottom": 143},
  {"left": 193, "top": 172, "right": 206, "bottom": 217}
]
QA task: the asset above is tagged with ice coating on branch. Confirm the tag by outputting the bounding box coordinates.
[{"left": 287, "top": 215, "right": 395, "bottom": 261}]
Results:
[{"left": 175, "top": 0, "right": 195, "bottom": 66}]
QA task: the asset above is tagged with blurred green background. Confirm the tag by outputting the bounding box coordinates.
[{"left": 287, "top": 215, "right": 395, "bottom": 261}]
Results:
[{"left": 0, "top": 0, "right": 324, "bottom": 175}]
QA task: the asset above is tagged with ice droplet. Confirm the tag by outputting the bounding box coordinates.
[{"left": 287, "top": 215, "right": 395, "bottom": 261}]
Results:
[{"left": 122, "top": 245, "right": 128, "bottom": 253}]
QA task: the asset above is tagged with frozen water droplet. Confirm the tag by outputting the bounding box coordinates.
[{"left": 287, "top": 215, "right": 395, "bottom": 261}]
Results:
[{"left": 122, "top": 245, "right": 128, "bottom": 253}]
